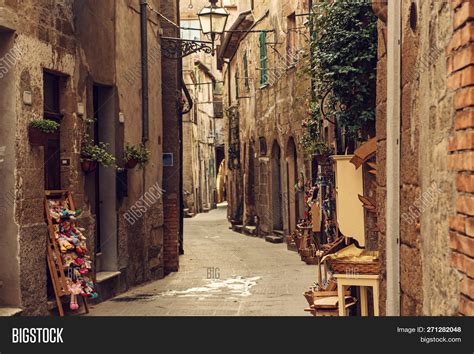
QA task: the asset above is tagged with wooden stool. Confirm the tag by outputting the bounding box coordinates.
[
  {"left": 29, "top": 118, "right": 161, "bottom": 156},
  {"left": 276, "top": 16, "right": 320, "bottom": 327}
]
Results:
[{"left": 334, "top": 273, "right": 380, "bottom": 316}]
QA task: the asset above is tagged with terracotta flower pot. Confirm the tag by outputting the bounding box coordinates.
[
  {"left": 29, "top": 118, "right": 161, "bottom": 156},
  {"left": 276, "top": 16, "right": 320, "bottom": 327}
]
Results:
[
  {"left": 28, "top": 126, "right": 49, "bottom": 146},
  {"left": 294, "top": 237, "right": 301, "bottom": 250},
  {"left": 125, "top": 158, "right": 139, "bottom": 169},
  {"left": 81, "top": 159, "right": 97, "bottom": 173}
]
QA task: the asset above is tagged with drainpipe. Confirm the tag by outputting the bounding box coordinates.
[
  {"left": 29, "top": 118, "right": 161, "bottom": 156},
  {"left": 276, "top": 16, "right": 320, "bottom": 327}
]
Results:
[
  {"left": 140, "top": 0, "right": 149, "bottom": 143},
  {"left": 386, "top": 0, "right": 401, "bottom": 316}
]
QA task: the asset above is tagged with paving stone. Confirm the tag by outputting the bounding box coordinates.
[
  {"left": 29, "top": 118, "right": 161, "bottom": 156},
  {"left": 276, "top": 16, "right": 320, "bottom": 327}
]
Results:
[{"left": 87, "top": 208, "right": 315, "bottom": 316}]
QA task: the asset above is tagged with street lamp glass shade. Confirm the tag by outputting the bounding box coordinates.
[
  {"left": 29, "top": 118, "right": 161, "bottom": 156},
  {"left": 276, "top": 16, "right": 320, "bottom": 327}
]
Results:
[{"left": 198, "top": 5, "right": 229, "bottom": 36}]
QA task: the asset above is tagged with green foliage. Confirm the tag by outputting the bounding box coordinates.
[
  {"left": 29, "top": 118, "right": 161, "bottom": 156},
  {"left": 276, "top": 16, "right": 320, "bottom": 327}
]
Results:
[
  {"left": 302, "top": 0, "right": 378, "bottom": 154},
  {"left": 30, "top": 119, "right": 60, "bottom": 134},
  {"left": 81, "top": 139, "right": 116, "bottom": 168},
  {"left": 124, "top": 144, "right": 151, "bottom": 169},
  {"left": 80, "top": 117, "right": 116, "bottom": 168}
]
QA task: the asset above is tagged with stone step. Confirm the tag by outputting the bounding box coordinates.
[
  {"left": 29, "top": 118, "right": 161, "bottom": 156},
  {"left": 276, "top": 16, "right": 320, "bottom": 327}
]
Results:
[
  {"left": 273, "top": 229, "right": 284, "bottom": 236},
  {"left": 233, "top": 224, "right": 244, "bottom": 233},
  {"left": 0, "top": 307, "right": 23, "bottom": 317},
  {"left": 265, "top": 235, "right": 284, "bottom": 244},
  {"left": 243, "top": 225, "right": 257, "bottom": 236}
]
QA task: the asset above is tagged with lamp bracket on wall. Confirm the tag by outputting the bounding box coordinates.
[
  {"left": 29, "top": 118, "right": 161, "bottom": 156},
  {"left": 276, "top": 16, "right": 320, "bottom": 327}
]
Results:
[{"left": 160, "top": 36, "right": 213, "bottom": 59}]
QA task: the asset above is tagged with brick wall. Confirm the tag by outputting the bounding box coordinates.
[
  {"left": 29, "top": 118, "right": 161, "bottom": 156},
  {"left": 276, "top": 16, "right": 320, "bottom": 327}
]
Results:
[
  {"left": 160, "top": 0, "right": 181, "bottom": 271},
  {"left": 163, "top": 196, "right": 179, "bottom": 273},
  {"left": 448, "top": 0, "right": 474, "bottom": 316}
]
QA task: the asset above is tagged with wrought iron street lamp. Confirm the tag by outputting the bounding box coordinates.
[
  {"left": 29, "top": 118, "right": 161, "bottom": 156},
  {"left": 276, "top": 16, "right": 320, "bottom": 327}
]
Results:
[
  {"left": 155, "top": 0, "right": 229, "bottom": 59},
  {"left": 198, "top": 0, "right": 230, "bottom": 53}
]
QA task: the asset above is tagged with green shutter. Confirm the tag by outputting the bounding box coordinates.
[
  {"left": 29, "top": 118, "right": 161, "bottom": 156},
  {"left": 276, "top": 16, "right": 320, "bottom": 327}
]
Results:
[
  {"left": 243, "top": 51, "right": 249, "bottom": 88},
  {"left": 259, "top": 32, "right": 268, "bottom": 85}
]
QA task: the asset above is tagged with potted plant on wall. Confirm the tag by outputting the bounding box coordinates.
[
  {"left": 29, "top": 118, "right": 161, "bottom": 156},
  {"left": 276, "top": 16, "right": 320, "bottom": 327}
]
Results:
[
  {"left": 124, "top": 144, "right": 151, "bottom": 169},
  {"left": 80, "top": 139, "right": 116, "bottom": 173},
  {"left": 28, "top": 119, "right": 60, "bottom": 146}
]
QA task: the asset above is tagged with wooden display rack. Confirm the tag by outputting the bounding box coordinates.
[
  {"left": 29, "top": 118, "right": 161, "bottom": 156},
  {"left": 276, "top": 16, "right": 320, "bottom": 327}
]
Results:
[{"left": 44, "top": 190, "right": 89, "bottom": 317}]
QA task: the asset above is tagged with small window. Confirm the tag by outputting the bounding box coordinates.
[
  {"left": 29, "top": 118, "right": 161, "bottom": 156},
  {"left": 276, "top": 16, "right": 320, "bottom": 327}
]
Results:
[
  {"left": 259, "top": 32, "right": 268, "bottom": 86},
  {"left": 44, "top": 72, "right": 61, "bottom": 120},
  {"left": 43, "top": 71, "right": 63, "bottom": 190},
  {"left": 180, "top": 20, "right": 201, "bottom": 41},
  {"left": 259, "top": 137, "right": 267, "bottom": 156},
  {"left": 287, "top": 13, "right": 297, "bottom": 66}
]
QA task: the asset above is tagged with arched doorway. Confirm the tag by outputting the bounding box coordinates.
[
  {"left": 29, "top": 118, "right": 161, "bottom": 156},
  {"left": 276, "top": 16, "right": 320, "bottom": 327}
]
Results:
[
  {"left": 271, "top": 141, "right": 283, "bottom": 231},
  {"left": 247, "top": 142, "right": 255, "bottom": 206},
  {"left": 286, "top": 138, "right": 299, "bottom": 233}
]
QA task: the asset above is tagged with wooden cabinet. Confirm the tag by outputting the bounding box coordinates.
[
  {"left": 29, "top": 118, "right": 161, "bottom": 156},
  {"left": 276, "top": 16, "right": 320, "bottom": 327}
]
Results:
[{"left": 332, "top": 155, "right": 365, "bottom": 247}]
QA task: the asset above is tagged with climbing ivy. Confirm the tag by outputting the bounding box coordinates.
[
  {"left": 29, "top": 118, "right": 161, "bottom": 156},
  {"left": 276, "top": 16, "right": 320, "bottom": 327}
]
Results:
[{"left": 301, "top": 0, "right": 378, "bottom": 155}]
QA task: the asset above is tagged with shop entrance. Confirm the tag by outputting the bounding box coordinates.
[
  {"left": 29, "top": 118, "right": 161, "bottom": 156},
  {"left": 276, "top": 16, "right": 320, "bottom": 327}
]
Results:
[
  {"left": 247, "top": 142, "right": 255, "bottom": 207},
  {"left": 91, "top": 84, "right": 117, "bottom": 272},
  {"left": 286, "top": 137, "right": 299, "bottom": 233}
]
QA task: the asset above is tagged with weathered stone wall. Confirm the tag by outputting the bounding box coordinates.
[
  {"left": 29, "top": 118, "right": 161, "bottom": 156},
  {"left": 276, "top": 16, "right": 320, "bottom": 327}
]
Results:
[
  {"left": 0, "top": 0, "right": 167, "bottom": 315},
  {"left": 181, "top": 0, "right": 222, "bottom": 215},
  {"left": 9, "top": 0, "right": 80, "bottom": 315},
  {"left": 222, "top": 0, "right": 311, "bottom": 235},
  {"left": 115, "top": 0, "right": 164, "bottom": 286},
  {"left": 181, "top": 64, "right": 218, "bottom": 215},
  {"left": 377, "top": 0, "right": 462, "bottom": 316},
  {"left": 400, "top": 0, "right": 460, "bottom": 316}
]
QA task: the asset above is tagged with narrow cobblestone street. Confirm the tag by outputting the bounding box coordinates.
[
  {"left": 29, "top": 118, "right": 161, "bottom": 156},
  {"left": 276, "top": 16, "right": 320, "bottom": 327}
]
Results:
[{"left": 88, "top": 205, "right": 315, "bottom": 316}]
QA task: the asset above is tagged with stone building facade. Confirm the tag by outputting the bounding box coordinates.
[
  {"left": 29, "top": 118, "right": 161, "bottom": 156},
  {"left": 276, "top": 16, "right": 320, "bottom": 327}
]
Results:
[
  {"left": 180, "top": 0, "right": 225, "bottom": 216},
  {"left": 160, "top": 0, "right": 183, "bottom": 264},
  {"left": 375, "top": 0, "right": 473, "bottom": 315},
  {"left": 0, "top": 0, "right": 180, "bottom": 316},
  {"left": 219, "top": 0, "right": 312, "bottom": 236}
]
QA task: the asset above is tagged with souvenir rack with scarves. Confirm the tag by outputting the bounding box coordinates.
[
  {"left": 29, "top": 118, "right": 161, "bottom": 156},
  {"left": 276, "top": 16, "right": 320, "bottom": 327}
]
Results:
[{"left": 44, "top": 190, "right": 97, "bottom": 316}]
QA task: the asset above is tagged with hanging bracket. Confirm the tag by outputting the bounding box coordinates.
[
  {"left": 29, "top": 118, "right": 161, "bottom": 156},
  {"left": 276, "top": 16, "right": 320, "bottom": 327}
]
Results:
[{"left": 160, "top": 37, "right": 213, "bottom": 59}]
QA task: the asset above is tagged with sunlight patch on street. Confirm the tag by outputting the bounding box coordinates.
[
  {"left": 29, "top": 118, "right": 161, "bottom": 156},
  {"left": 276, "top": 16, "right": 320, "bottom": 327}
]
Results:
[{"left": 159, "top": 276, "right": 261, "bottom": 300}]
